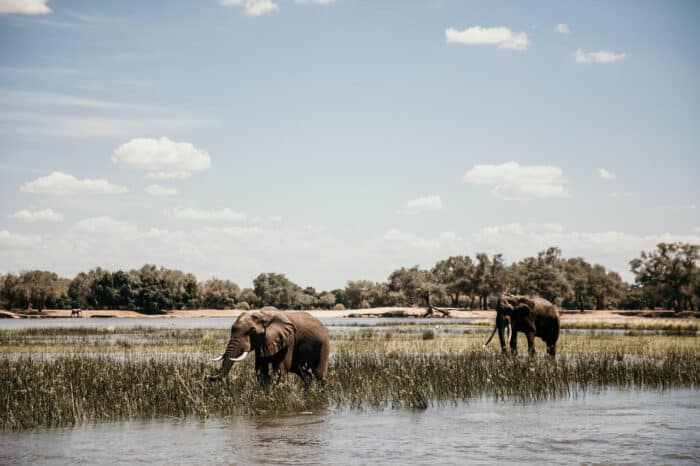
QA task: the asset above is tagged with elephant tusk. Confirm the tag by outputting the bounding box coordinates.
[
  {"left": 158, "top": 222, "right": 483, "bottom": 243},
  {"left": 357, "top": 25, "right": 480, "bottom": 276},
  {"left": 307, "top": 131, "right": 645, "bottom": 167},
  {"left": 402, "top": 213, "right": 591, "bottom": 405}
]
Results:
[
  {"left": 211, "top": 354, "right": 224, "bottom": 362},
  {"left": 228, "top": 351, "right": 249, "bottom": 362},
  {"left": 483, "top": 326, "right": 498, "bottom": 347}
]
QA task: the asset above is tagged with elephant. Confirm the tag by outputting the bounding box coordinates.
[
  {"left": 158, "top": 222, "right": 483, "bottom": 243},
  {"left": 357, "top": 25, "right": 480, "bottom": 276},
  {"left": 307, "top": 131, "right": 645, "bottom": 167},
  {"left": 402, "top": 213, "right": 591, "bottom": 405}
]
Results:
[
  {"left": 484, "top": 294, "right": 560, "bottom": 357},
  {"left": 208, "top": 310, "right": 330, "bottom": 384}
]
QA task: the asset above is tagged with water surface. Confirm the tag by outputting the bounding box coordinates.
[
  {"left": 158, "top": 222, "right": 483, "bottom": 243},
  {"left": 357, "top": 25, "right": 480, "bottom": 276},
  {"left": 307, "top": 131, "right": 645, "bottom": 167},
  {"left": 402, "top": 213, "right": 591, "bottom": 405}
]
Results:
[{"left": 2, "top": 389, "right": 697, "bottom": 465}]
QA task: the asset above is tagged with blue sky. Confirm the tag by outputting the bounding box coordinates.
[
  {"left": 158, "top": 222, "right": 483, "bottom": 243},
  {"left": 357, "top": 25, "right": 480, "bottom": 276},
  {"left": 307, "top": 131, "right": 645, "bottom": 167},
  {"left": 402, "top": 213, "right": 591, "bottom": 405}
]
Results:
[{"left": 1, "top": 0, "right": 698, "bottom": 289}]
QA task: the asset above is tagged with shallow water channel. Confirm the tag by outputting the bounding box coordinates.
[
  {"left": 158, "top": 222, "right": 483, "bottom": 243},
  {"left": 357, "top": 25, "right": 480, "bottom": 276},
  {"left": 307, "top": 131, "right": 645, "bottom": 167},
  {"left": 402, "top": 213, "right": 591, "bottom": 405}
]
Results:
[
  {"left": 1, "top": 389, "right": 698, "bottom": 465},
  {"left": 2, "top": 318, "right": 698, "bottom": 464}
]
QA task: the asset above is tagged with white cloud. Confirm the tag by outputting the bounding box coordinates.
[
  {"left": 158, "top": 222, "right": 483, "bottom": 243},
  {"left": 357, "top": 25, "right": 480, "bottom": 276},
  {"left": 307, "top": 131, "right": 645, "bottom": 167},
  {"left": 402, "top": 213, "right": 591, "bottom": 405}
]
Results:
[
  {"left": 0, "top": 89, "right": 158, "bottom": 112},
  {"left": 553, "top": 23, "right": 569, "bottom": 34},
  {"left": 0, "top": 217, "right": 349, "bottom": 289},
  {"left": 469, "top": 223, "right": 700, "bottom": 281},
  {"left": 294, "top": 0, "right": 334, "bottom": 4},
  {"left": 71, "top": 216, "right": 138, "bottom": 235},
  {"left": 0, "top": 230, "right": 41, "bottom": 248},
  {"left": 462, "top": 162, "right": 570, "bottom": 200},
  {"left": 608, "top": 192, "right": 632, "bottom": 198},
  {"left": 0, "top": 90, "right": 209, "bottom": 139},
  {"left": 145, "top": 171, "right": 191, "bottom": 180},
  {"left": 0, "top": 112, "right": 208, "bottom": 139},
  {"left": 2, "top": 213, "right": 700, "bottom": 289},
  {"left": 380, "top": 229, "right": 458, "bottom": 253},
  {"left": 305, "top": 224, "right": 328, "bottom": 234},
  {"left": 220, "top": 0, "right": 278, "bottom": 16},
  {"left": 171, "top": 207, "right": 245, "bottom": 222},
  {"left": 399, "top": 195, "right": 444, "bottom": 215},
  {"left": 20, "top": 171, "right": 128, "bottom": 196},
  {"left": 663, "top": 203, "right": 696, "bottom": 210},
  {"left": 145, "top": 185, "right": 177, "bottom": 196},
  {"left": 598, "top": 168, "right": 616, "bottom": 179},
  {"left": 445, "top": 26, "right": 529, "bottom": 51},
  {"left": 112, "top": 137, "right": 211, "bottom": 179},
  {"left": 573, "top": 48, "right": 625, "bottom": 64},
  {"left": 9, "top": 208, "right": 63, "bottom": 222},
  {"left": 0, "top": 0, "right": 50, "bottom": 15}
]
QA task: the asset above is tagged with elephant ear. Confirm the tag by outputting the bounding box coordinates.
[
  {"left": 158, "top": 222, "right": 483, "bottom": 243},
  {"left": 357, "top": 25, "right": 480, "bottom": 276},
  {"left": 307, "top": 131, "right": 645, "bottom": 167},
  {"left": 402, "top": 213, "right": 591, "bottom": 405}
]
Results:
[
  {"left": 516, "top": 297, "right": 535, "bottom": 314},
  {"left": 254, "top": 310, "right": 296, "bottom": 357}
]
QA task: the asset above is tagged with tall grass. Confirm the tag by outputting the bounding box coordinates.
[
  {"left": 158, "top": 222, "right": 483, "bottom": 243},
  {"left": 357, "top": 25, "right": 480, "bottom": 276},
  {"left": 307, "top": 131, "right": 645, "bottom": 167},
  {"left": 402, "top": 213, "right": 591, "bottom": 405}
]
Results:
[
  {"left": 1, "top": 348, "right": 698, "bottom": 429},
  {"left": 1, "top": 326, "right": 698, "bottom": 429}
]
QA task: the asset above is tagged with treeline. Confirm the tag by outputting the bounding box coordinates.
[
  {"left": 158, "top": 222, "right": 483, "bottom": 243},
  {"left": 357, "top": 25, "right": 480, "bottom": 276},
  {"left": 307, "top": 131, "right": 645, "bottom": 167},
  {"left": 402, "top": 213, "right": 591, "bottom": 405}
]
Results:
[{"left": 1, "top": 243, "right": 698, "bottom": 312}]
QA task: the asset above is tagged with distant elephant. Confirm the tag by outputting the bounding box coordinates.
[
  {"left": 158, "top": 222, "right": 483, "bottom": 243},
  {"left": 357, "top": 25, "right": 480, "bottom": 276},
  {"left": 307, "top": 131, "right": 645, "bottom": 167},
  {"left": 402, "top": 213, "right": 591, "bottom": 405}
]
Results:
[
  {"left": 208, "top": 310, "right": 330, "bottom": 384},
  {"left": 484, "top": 294, "right": 560, "bottom": 357}
]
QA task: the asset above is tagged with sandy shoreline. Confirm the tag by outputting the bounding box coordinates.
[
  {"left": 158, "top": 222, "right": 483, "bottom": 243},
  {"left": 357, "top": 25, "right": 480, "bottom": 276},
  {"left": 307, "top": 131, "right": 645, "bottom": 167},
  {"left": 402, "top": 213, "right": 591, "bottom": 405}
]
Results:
[{"left": 2, "top": 307, "right": 696, "bottom": 325}]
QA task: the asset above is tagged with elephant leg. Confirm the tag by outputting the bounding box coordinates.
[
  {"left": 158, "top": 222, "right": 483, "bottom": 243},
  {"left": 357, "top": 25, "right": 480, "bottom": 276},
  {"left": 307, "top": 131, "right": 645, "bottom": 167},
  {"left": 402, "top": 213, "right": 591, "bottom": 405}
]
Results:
[
  {"left": 316, "top": 342, "right": 329, "bottom": 382},
  {"left": 275, "top": 362, "right": 288, "bottom": 383},
  {"left": 293, "top": 363, "right": 313, "bottom": 386},
  {"left": 526, "top": 332, "right": 536, "bottom": 356},
  {"left": 255, "top": 358, "right": 272, "bottom": 385},
  {"left": 509, "top": 330, "right": 518, "bottom": 355}
]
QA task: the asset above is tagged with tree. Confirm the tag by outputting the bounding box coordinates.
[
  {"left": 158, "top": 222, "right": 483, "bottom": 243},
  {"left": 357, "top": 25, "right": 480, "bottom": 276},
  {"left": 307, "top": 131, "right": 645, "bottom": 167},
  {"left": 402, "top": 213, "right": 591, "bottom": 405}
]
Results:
[
  {"left": 388, "top": 266, "right": 447, "bottom": 316},
  {"left": 1, "top": 271, "right": 69, "bottom": 310},
  {"left": 588, "top": 265, "right": 625, "bottom": 310},
  {"left": 511, "top": 248, "right": 571, "bottom": 305},
  {"left": 472, "top": 253, "right": 506, "bottom": 309},
  {"left": 253, "top": 273, "right": 302, "bottom": 309},
  {"left": 296, "top": 291, "right": 318, "bottom": 309},
  {"left": 432, "top": 256, "right": 475, "bottom": 307},
  {"left": 630, "top": 242, "right": 699, "bottom": 311},
  {"left": 239, "top": 288, "right": 260, "bottom": 308},
  {"left": 200, "top": 278, "right": 240, "bottom": 309},
  {"left": 130, "top": 264, "right": 198, "bottom": 312},
  {"left": 562, "top": 258, "right": 594, "bottom": 311},
  {"left": 0, "top": 275, "right": 6, "bottom": 309},
  {"left": 319, "top": 292, "right": 336, "bottom": 309},
  {"left": 344, "top": 280, "right": 376, "bottom": 309}
]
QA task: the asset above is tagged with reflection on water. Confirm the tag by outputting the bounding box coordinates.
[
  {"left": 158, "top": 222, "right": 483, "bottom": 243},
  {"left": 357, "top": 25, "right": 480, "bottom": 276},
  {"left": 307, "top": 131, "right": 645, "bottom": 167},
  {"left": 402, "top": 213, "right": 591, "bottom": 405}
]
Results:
[
  {"left": 2, "top": 390, "right": 698, "bottom": 465},
  {"left": 0, "top": 316, "right": 480, "bottom": 330},
  {"left": 0, "top": 317, "right": 679, "bottom": 336}
]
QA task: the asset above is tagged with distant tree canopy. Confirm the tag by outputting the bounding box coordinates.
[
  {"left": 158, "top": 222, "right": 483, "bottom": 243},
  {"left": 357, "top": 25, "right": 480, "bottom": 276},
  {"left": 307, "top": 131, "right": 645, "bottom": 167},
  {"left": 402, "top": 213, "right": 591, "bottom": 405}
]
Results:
[
  {"left": 630, "top": 242, "right": 699, "bottom": 311},
  {"left": 1, "top": 243, "right": 698, "bottom": 312}
]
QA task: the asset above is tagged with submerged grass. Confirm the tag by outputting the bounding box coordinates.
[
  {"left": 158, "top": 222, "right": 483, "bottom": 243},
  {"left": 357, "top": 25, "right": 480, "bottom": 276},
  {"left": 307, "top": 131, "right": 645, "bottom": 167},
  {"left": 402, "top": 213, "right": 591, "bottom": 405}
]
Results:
[
  {"left": 0, "top": 325, "right": 698, "bottom": 429},
  {"left": 2, "top": 350, "right": 698, "bottom": 429}
]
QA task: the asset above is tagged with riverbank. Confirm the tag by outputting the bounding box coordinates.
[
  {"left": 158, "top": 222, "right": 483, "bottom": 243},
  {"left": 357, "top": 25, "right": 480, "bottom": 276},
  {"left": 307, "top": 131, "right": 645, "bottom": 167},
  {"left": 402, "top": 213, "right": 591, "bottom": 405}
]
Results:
[{"left": 4, "top": 307, "right": 698, "bottom": 324}]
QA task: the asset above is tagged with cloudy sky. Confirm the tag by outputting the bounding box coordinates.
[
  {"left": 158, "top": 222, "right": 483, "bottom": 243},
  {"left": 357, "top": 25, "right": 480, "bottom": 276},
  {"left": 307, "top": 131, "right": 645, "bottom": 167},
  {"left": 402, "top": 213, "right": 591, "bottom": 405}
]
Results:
[{"left": 1, "top": 0, "right": 698, "bottom": 289}]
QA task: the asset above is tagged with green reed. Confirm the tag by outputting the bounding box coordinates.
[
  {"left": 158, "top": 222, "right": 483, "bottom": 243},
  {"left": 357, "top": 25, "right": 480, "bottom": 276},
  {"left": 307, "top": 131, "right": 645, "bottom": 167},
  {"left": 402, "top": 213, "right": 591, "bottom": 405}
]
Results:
[
  {"left": 1, "top": 325, "right": 698, "bottom": 429},
  {"left": 1, "top": 346, "right": 698, "bottom": 429}
]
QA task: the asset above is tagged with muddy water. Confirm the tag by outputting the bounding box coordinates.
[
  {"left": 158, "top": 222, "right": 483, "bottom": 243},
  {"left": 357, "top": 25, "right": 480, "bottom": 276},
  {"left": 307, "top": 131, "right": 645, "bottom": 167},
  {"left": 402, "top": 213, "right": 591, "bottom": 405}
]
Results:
[{"left": 2, "top": 389, "right": 698, "bottom": 465}]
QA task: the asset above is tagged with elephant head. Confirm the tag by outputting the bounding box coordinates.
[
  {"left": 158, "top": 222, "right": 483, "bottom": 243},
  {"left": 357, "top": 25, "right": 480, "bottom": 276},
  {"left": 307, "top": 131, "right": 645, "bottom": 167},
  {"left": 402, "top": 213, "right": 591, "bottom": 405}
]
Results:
[
  {"left": 208, "top": 310, "right": 295, "bottom": 381},
  {"left": 484, "top": 294, "right": 533, "bottom": 352}
]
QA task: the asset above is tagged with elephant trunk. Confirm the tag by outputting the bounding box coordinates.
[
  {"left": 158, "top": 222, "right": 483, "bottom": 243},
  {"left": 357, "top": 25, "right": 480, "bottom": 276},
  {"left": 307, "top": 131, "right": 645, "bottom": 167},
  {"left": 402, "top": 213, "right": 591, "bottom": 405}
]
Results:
[
  {"left": 484, "top": 325, "right": 498, "bottom": 346},
  {"left": 497, "top": 315, "right": 511, "bottom": 354},
  {"left": 208, "top": 336, "right": 248, "bottom": 381}
]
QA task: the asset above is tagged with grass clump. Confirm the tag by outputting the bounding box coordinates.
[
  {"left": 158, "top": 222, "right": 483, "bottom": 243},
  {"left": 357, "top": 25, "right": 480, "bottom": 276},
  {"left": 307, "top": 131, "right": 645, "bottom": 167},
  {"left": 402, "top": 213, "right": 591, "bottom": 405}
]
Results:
[
  {"left": 2, "top": 348, "right": 698, "bottom": 429},
  {"left": 1, "top": 325, "right": 698, "bottom": 429}
]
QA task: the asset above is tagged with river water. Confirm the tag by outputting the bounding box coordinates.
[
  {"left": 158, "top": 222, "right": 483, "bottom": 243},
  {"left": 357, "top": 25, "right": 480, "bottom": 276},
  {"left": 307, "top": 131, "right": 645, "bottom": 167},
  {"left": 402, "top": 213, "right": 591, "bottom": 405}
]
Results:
[
  {"left": 0, "top": 316, "right": 480, "bottom": 330},
  {"left": 1, "top": 389, "right": 698, "bottom": 465},
  {"left": 2, "top": 318, "right": 698, "bottom": 464}
]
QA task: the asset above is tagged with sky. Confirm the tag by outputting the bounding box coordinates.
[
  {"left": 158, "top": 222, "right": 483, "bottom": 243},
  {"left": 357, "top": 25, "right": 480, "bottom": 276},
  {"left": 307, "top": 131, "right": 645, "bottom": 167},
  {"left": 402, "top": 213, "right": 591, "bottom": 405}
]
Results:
[{"left": 0, "top": 0, "right": 698, "bottom": 290}]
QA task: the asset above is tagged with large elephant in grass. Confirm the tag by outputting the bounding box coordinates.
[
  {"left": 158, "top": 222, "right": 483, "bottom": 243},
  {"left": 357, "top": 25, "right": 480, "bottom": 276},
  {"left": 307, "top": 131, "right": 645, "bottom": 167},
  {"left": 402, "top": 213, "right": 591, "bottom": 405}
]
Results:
[
  {"left": 484, "top": 294, "right": 560, "bottom": 357},
  {"left": 208, "top": 310, "right": 330, "bottom": 384}
]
